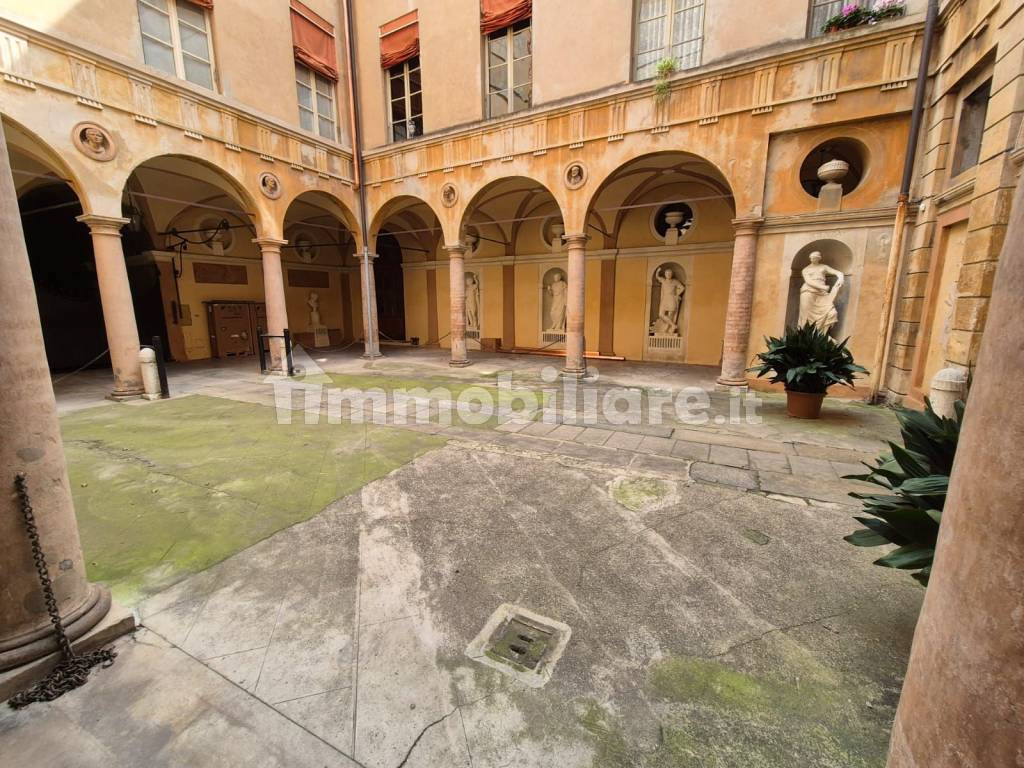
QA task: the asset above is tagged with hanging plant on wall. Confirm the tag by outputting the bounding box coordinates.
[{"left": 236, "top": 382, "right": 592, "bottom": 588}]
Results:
[
  {"left": 822, "top": 1, "right": 906, "bottom": 34},
  {"left": 653, "top": 57, "right": 677, "bottom": 102}
]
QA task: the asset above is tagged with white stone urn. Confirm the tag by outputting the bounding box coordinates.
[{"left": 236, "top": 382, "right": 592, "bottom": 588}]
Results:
[
  {"left": 664, "top": 211, "right": 686, "bottom": 228},
  {"left": 817, "top": 159, "right": 850, "bottom": 184},
  {"left": 550, "top": 222, "right": 565, "bottom": 239}
]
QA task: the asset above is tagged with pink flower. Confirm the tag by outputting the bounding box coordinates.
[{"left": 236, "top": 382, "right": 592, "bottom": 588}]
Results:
[{"left": 841, "top": 4, "right": 860, "bottom": 16}]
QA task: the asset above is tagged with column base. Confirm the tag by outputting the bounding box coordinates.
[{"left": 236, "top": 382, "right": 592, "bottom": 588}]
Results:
[
  {"left": 361, "top": 352, "right": 384, "bottom": 360},
  {"left": 106, "top": 387, "right": 144, "bottom": 402},
  {"left": 715, "top": 377, "right": 750, "bottom": 392},
  {"left": 449, "top": 359, "right": 472, "bottom": 368},
  {"left": 561, "top": 366, "right": 588, "bottom": 379}
]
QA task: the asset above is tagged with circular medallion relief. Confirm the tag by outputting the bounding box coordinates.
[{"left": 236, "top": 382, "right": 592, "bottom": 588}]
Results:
[
  {"left": 259, "top": 172, "right": 282, "bottom": 199},
  {"left": 564, "top": 162, "right": 587, "bottom": 190},
  {"left": 441, "top": 183, "right": 459, "bottom": 208},
  {"left": 71, "top": 122, "right": 116, "bottom": 162}
]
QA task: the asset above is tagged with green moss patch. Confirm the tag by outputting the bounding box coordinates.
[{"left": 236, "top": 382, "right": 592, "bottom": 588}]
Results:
[{"left": 61, "top": 395, "right": 444, "bottom": 604}]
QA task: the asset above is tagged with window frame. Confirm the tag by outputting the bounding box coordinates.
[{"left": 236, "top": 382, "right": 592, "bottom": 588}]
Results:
[
  {"left": 807, "top": 0, "right": 844, "bottom": 38},
  {"left": 295, "top": 62, "right": 338, "bottom": 142},
  {"left": 948, "top": 72, "right": 993, "bottom": 183},
  {"left": 632, "top": 0, "right": 705, "bottom": 82},
  {"left": 137, "top": 0, "right": 216, "bottom": 90},
  {"left": 485, "top": 19, "right": 532, "bottom": 119},
  {"left": 386, "top": 56, "right": 423, "bottom": 143}
]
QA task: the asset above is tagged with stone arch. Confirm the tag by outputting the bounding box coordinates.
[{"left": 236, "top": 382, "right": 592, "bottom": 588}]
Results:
[
  {"left": 282, "top": 190, "right": 358, "bottom": 266},
  {"left": 369, "top": 194, "right": 445, "bottom": 257},
  {"left": 785, "top": 239, "right": 857, "bottom": 338},
  {"left": 459, "top": 175, "right": 566, "bottom": 256},
  {"left": 1, "top": 115, "right": 94, "bottom": 214}
]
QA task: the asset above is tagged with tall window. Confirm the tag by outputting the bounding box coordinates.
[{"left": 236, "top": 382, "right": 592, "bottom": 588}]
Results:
[
  {"left": 951, "top": 79, "right": 992, "bottom": 176},
  {"left": 137, "top": 0, "right": 214, "bottom": 89},
  {"left": 808, "top": 0, "right": 844, "bottom": 37},
  {"left": 487, "top": 20, "right": 531, "bottom": 118},
  {"left": 633, "top": 0, "right": 704, "bottom": 81},
  {"left": 388, "top": 56, "right": 423, "bottom": 142},
  {"left": 295, "top": 63, "right": 336, "bottom": 140}
]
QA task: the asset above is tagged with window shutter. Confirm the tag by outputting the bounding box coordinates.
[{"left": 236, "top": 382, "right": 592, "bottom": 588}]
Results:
[
  {"left": 290, "top": 0, "right": 339, "bottom": 81},
  {"left": 380, "top": 11, "right": 419, "bottom": 70},
  {"left": 480, "top": 0, "right": 532, "bottom": 36}
]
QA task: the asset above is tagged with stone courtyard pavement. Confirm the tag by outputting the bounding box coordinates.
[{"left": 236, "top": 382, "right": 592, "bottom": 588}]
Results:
[{"left": 0, "top": 349, "right": 923, "bottom": 767}]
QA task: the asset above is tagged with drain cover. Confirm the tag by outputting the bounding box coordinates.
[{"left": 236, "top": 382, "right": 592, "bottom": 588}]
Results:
[{"left": 466, "top": 604, "right": 571, "bottom": 688}]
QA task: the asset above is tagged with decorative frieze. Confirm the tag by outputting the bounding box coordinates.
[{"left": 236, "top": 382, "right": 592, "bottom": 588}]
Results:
[
  {"left": 257, "top": 126, "right": 274, "bottom": 161},
  {"left": 881, "top": 35, "right": 915, "bottom": 90},
  {"left": 130, "top": 78, "right": 157, "bottom": 125},
  {"left": 443, "top": 140, "right": 456, "bottom": 172},
  {"left": 69, "top": 56, "right": 101, "bottom": 109},
  {"left": 698, "top": 77, "right": 721, "bottom": 125},
  {"left": 813, "top": 52, "right": 842, "bottom": 103},
  {"left": 751, "top": 66, "right": 776, "bottom": 114},
  {"left": 0, "top": 31, "right": 33, "bottom": 88},
  {"left": 470, "top": 134, "right": 483, "bottom": 167},
  {"left": 500, "top": 126, "right": 514, "bottom": 161},
  {"left": 180, "top": 97, "right": 202, "bottom": 140},
  {"left": 608, "top": 99, "right": 625, "bottom": 141},
  {"left": 568, "top": 110, "right": 585, "bottom": 149},
  {"left": 532, "top": 117, "right": 548, "bottom": 155},
  {"left": 651, "top": 92, "right": 671, "bottom": 134}
]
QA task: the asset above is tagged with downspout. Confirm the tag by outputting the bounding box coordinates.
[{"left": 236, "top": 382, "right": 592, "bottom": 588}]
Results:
[
  {"left": 869, "top": 0, "right": 939, "bottom": 403},
  {"left": 342, "top": 0, "right": 382, "bottom": 358}
]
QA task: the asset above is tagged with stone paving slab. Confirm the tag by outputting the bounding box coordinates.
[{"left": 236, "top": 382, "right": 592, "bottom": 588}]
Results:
[
  {"left": 709, "top": 444, "right": 750, "bottom": 468},
  {"left": 690, "top": 461, "right": 759, "bottom": 490}
]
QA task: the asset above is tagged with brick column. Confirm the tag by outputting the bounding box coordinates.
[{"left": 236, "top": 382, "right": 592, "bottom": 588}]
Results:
[
  {"left": 446, "top": 243, "right": 470, "bottom": 367},
  {"left": 253, "top": 237, "right": 289, "bottom": 372},
  {"left": 716, "top": 218, "right": 763, "bottom": 387},
  {"left": 563, "top": 233, "right": 588, "bottom": 377},
  {"left": 2, "top": 124, "right": 111, "bottom": 670},
  {"left": 358, "top": 247, "right": 382, "bottom": 359},
  {"left": 76, "top": 214, "right": 143, "bottom": 399},
  {"left": 885, "top": 168, "right": 1024, "bottom": 768}
]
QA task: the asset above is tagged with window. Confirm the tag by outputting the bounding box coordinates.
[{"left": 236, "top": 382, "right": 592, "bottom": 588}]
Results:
[
  {"left": 137, "top": 0, "right": 214, "bottom": 89},
  {"left": 808, "top": 0, "right": 843, "bottom": 37},
  {"left": 388, "top": 56, "right": 423, "bottom": 142},
  {"left": 951, "top": 79, "right": 992, "bottom": 177},
  {"left": 487, "top": 20, "right": 531, "bottom": 118},
  {"left": 633, "top": 0, "right": 704, "bottom": 81},
  {"left": 296, "top": 62, "right": 337, "bottom": 140}
]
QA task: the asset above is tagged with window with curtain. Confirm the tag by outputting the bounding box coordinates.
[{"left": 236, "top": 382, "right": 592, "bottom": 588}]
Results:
[
  {"left": 295, "top": 62, "right": 336, "bottom": 140},
  {"left": 137, "top": 0, "right": 214, "bottom": 89},
  {"left": 633, "top": 0, "right": 704, "bottom": 81},
  {"left": 388, "top": 56, "right": 423, "bottom": 142},
  {"left": 487, "top": 19, "right": 532, "bottom": 118},
  {"left": 808, "top": 0, "right": 844, "bottom": 37}
]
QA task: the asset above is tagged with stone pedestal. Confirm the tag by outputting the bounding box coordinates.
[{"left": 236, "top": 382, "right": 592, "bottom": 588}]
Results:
[
  {"left": 313, "top": 326, "right": 330, "bottom": 348},
  {"left": 717, "top": 219, "right": 763, "bottom": 388},
  {"left": 446, "top": 244, "right": 470, "bottom": 367},
  {"left": 562, "top": 234, "right": 588, "bottom": 377},
  {"left": 885, "top": 180, "right": 1024, "bottom": 768},
  {"left": 76, "top": 214, "right": 143, "bottom": 399},
  {"left": 0, "top": 122, "right": 112, "bottom": 671},
  {"left": 254, "top": 238, "right": 289, "bottom": 372}
]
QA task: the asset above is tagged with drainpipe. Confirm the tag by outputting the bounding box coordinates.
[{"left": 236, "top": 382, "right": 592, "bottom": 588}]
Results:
[
  {"left": 342, "top": 0, "right": 382, "bottom": 358},
  {"left": 869, "top": 0, "right": 939, "bottom": 403}
]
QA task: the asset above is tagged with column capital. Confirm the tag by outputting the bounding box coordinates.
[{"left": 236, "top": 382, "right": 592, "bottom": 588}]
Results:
[
  {"left": 444, "top": 243, "right": 467, "bottom": 258},
  {"left": 562, "top": 233, "right": 590, "bottom": 247},
  {"left": 731, "top": 217, "right": 764, "bottom": 236},
  {"left": 252, "top": 237, "right": 288, "bottom": 252},
  {"left": 76, "top": 214, "right": 129, "bottom": 237}
]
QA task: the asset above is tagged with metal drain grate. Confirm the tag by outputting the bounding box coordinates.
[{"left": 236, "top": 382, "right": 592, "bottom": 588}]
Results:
[
  {"left": 466, "top": 604, "right": 572, "bottom": 688},
  {"left": 487, "top": 617, "right": 555, "bottom": 671}
]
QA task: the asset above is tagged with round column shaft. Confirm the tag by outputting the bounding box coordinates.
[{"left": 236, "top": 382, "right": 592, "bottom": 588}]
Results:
[
  {"left": 717, "top": 218, "right": 763, "bottom": 387},
  {"left": 254, "top": 237, "right": 289, "bottom": 372},
  {"left": 563, "top": 233, "right": 588, "bottom": 377},
  {"left": 446, "top": 244, "right": 470, "bottom": 367}
]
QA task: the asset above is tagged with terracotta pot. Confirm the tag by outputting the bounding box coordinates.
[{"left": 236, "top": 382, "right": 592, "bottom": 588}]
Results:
[{"left": 786, "top": 390, "right": 826, "bottom": 419}]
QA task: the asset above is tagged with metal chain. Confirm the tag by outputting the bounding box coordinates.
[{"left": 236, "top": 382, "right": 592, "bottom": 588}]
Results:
[{"left": 7, "top": 473, "right": 116, "bottom": 710}]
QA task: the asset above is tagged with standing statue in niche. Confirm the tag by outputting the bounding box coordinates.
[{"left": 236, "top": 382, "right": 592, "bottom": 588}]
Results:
[
  {"left": 798, "top": 251, "right": 845, "bottom": 333},
  {"left": 547, "top": 272, "right": 567, "bottom": 331},
  {"left": 465, "top": 274, "right": 480, "bottom": 331},
  {"left": 307, "top": 292, "right": 322, "bottom": 328},
  {"left": 652, "top": 267, "right": 686, "bottom": 336}
]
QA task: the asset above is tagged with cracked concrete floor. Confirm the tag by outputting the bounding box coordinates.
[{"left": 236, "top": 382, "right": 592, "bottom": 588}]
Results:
[{"left": 1, "top": 434, "right": 922, "bottom": 767}]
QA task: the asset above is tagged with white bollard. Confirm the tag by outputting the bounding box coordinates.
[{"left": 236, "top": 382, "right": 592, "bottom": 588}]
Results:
[
  {"left": 139, "top": 347, "right": 162, "bottom": 401},
  {"left": 929, "top": 366, "right": 968, "bottom": 419}
]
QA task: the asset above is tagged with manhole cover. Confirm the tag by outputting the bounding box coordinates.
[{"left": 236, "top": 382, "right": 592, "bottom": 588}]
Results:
[{"left": 466, "top": 604, "right": 571, "bottom": 688}]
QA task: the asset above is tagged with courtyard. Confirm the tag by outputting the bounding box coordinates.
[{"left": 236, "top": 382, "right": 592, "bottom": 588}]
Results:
[{"left": 1, "top": 349, "right": 923, "bottom": 767}]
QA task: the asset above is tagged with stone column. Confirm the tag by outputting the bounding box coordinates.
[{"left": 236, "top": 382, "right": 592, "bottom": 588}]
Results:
[
  {"left": 358, "top": 247, "right": 382, "bottom": 359},
  {"left": 716, "top": 218, "right": 763, "bottom": 388},
  {"left": 446, "top": 243, "right": 470, "bottom": 367},
  {"left": 563, "top": 233, "right": 589, "bottom": 377},
  {"left": 253, "top": 237, "right": 289, "bottom": 372},
  {"left": 885, "top": 179, "right": 1024, "bottom": 768},
  {"left": 1, "top": 123, "right": 110, "bottom": 671},
  {"left": 76, "top": 214, "right": 143, "bottom": 398}
]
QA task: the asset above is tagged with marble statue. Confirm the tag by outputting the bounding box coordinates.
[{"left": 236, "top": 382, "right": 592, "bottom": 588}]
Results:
[
  {"left": 547, "top": 272, "right": 567, "bottom": 331},
  {"left": 798, "top": 251, "right": 844, "bottom": 333},
  {"left": 465, "top": 274, "right": 480, "bottom": 331},
  {"left": 652, "top": 267, "right": 685, "bottom": 335},
  {"left": 307, "top": 292, "right": 322, "bottom": 328}
]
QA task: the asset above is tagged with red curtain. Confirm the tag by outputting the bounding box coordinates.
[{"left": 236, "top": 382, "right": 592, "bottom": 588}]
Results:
[
  {"left": 480, "top": 0, "right": 531, "bottom": 35},
  {"left": 380, "top": 11, "right": 419, "bottom": 70},
  {"left": 189, "top": 0, "right": 214, "bottom": 8},
  {"left": 290, "top": 0, "right": 339, "bottom": 81}
]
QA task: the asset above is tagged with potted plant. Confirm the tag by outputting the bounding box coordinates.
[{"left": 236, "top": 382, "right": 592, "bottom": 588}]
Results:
[{"left": 747, "top": 322, "right": 867, "bottom": 419}]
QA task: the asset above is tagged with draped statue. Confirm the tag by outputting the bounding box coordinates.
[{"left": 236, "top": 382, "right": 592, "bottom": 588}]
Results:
[
  {"left": 547, "top": 272, "right": 567, "bottom": 331},
  {"left": 652, "top": 267, "right": 685, "bottom": 336},
  {"left": 798, "top": 251, "right": 845, "bottom": 333}
]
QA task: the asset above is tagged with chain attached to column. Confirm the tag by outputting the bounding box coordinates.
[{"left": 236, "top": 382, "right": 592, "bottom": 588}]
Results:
[{"left": 7, "top": 474, "right": 116, "bottom": 709}]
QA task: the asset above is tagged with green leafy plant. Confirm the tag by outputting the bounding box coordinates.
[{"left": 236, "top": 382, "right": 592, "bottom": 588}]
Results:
[
  {"left": 746, "top": 322, "right": 867, "bottom": 394},
  {"left": 822, "top": 1, "right": 905, "bottom": 33},
  {"left": 843, "top": 399, "right": 962, "bottom": 586},
  {"left": 653, "top": 57, "right": 677, "bottom": 101}
]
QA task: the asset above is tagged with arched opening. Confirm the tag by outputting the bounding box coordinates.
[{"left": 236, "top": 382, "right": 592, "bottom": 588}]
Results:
[
  {"left": 584, "top": 152, "right": 735, "bottom": 364},
  {"left": 459, "top": 177, "right": 564, "bottom": 350},
  {"left": 122, "top": 154, "right": 258, "bottom": 362},
  {"left": 282, "top": 191, "right": 357, "bottom": 349},
  {"left": 370, "top": 196, "right": 444, "bottom": 345}
]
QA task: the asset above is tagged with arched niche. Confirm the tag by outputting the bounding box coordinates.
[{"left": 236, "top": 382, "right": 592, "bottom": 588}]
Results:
[
  {"left": 785, "top": 239, "right": 856, "bottom": 339},
  {"left": 465, "top": 269, "right": 482, "bottom": 349},
  {"left": 540, "top": 266, "right": 567, "bottom": 347},
  {"left": 645, "top": 261, "right": 688, "bottom": 361}
]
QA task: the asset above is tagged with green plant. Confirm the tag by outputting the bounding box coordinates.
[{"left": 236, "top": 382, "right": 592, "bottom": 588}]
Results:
[
  {"left": 746, "top": 322, "right": 867, "bottom": 394},
  {"left": 843, "top": 399, "right": 962, "bottom": 586},
  {"left": 653, "top": 57, "right": 677, "bottom": 101},
  {"left": 822, "top": 1, "right": 905, "bottom": 33}
]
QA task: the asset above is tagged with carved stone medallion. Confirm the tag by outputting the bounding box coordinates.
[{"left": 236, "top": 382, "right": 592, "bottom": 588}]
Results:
[
  {"left": 441, "top": 183, "right": 459, "bottom": 208},
  {"left": 564, "top": 162, "right": 587, "bottom": 190},
  {"left": 71, "top": 122, "right": 116, "bottom": 162},
  {"left": 259, "top": 171, "right": 282, "bottom": 199}
]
